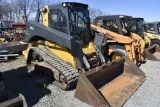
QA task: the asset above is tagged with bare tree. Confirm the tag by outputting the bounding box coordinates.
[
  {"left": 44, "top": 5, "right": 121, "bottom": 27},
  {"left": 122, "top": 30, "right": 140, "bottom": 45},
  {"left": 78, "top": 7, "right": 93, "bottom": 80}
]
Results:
[
  {"left": 47, "top": 0, "right": 62, "bottom": 5},
  {"left": 89, "top": 7, "right": 109, "bottom": 21},
  {"left": 11, "top": 0, "right": 23, "bottom": 22},
  {"left": 0, "top": 0, "right": 11, "bottom": 20},
  {"left": 34, "top": 0, "right": 45, "bottom": 10},
  {"left": 0, "top": 0, "right": 5, "bottom": 19},
  {"left": 0, "top": 0, "right": 70, "bottom": 22},
  {"left": 13, "top": 0, "right": 36, "bottom": 23},
  {"left": 34, "top": 0, "right": 59, "bottom": 10}
]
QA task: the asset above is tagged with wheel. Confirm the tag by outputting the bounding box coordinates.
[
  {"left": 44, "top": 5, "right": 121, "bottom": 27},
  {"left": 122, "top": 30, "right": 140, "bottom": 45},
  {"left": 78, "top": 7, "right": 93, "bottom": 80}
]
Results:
[
  {"left": 0, "top": 73, "right": 7, "bottom": 102},
  {"left": 151, "top": 40, "right": 160, "bottom": 47},
  {"left": 111, "top": 49, "right": 127, "bottom": 61}
]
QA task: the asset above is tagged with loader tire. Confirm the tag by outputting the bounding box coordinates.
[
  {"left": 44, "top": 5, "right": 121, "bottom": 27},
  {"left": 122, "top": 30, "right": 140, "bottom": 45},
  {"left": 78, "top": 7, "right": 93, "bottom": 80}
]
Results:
[
  {"left": 151, "top": 40, "right": 160, "bottom": 47},
  {"left": 0, "top": 73, "right": 7, "bottom": 102},
  {"left": 111, "top": 49, "right": 127, "bottom": 61}
]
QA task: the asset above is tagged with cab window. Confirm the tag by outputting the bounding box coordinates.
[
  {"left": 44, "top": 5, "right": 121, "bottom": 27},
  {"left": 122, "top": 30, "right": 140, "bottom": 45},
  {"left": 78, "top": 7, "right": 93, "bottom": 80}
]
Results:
[{"left": 144, "top": 24, "right": 156, "bottom": 34}]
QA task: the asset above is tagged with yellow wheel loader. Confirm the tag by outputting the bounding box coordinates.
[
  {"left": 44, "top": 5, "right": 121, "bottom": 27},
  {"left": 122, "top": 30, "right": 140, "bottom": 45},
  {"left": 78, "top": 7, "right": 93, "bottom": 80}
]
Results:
[{"left": 23, "top": 2, "right": 145, "bottom": 107}]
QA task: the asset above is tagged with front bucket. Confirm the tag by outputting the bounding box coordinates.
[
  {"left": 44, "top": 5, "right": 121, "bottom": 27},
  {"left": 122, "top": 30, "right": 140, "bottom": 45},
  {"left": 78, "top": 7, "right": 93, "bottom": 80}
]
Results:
[
  {"left": 75, "top": 57, "right": 145, "bottom": 107},
  {"left": 0, "top": 94, "right": 27, "bottom": 107},
  {"left": 145, "top": 44, "right": 160, "bottom": 61}
]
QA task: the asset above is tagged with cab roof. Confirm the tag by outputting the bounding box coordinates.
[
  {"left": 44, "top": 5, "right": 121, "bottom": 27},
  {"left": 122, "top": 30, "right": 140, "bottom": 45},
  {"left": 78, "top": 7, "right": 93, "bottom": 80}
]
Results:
[{"left": 48, "top": 2, "right": 88, "bottom": 8}]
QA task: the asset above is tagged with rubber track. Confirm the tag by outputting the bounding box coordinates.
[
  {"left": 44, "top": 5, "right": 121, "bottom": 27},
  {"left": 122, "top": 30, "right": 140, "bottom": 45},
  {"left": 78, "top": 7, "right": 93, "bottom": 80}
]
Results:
[{"left": 32, "top": 46, "right": 79, "bottom": 86}]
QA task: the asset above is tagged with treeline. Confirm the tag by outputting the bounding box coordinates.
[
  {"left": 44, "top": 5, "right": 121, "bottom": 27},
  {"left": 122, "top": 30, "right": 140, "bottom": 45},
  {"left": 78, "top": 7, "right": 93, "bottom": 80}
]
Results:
[{"left": 0, "top": 0, "right": 108, "bottom": 23}]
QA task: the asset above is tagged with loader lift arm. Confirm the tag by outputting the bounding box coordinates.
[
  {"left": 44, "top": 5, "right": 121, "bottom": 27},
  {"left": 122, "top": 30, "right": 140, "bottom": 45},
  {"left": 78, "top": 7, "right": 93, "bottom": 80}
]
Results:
[
  {"left": 90, "top": 24, "right": 143, "bottom": 64},
  {"left": 124, "top": 17, "right": 160, "bottom": 61},
  {"left": 92, "top": 15, "right": 147, "bottom": 64}
]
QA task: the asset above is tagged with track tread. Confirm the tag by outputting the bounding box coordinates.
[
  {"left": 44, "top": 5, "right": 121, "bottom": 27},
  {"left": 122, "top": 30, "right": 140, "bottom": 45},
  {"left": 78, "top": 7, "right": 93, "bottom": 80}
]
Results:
[{"left": 32, "top": 46, "right": 79, "bottom": 88}]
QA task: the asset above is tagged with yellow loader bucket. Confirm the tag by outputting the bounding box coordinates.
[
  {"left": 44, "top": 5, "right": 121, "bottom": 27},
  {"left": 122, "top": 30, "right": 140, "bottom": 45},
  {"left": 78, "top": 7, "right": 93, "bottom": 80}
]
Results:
[
  {"left": 75, "top": 57, "right": 145, "bottom": 107},
  {"left": 145, "top": 44, "right": 160, "bottom": 61}
]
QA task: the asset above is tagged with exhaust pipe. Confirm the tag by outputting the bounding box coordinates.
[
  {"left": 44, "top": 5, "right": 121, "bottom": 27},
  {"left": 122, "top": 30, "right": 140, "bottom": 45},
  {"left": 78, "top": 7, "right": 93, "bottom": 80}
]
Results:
[
  {"left": 75, "top": 57, "right": 145, "bottom": 107},
  {"left": 0, "top": 94, "right": 27, "bottom": 107},
  {"left": 145, "top": 44, "right": 160, "bottom": 61}
]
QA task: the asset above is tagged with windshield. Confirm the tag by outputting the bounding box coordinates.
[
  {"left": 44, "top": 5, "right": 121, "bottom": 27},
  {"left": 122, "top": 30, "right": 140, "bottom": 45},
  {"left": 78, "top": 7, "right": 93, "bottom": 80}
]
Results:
[
  {"left": 122, "top": 18, "right": 144, "bottom": 36},
  {"left": 70, "top": 9, "right": 88, "bottom": 28},
  {"left": 69, "top": 5, "right": 90, "bottom": 46},
  {"left": 121, "top": 18, "right": 136, "bottom": 31}
]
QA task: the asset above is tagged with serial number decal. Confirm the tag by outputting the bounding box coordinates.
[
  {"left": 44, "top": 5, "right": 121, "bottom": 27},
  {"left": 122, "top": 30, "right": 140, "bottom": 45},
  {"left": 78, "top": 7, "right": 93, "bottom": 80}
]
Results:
[{"left": 97, "top": 28, "right": 107, "bottom": 34}]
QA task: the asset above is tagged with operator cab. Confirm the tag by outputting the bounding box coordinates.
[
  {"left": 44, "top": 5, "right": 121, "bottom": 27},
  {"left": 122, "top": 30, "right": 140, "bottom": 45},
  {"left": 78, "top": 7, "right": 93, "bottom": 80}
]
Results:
[
  {"left": 126, "top": 18, "right": 144, "bottom": 38},
  {"left": 37, "top": 2, "right": 91, "bottom": 46},
  {"left": 144, "top": 22, "right": 160, "bottom": 35},
  {"left": 68, "top": 3, "right": 91, "bottom": 45},
  {"left": 93, "top": 15, "right": 146, "bottom": 38},
  {"left": 93, "top": 15, "right": 133, "bottom": 37}
]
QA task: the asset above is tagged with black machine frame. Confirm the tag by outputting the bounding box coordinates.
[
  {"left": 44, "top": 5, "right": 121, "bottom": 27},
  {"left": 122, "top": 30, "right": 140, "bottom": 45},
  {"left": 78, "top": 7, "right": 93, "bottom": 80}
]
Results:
[{"left": 25, "top": 2, "right": 106, "bottom": 70}]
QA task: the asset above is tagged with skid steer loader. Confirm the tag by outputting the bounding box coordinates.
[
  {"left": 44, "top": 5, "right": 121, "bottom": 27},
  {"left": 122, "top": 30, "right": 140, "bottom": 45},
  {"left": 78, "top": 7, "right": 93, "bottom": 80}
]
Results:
[
  {"left": 129, "top": 18, "right": 160, "bottom": 61},
  {"left": 23, "top": 2, "right": 145, "bottom": 107},
  {"left": 93, "top": 15, "right": 145, "bottom": 65},
  {"left": 93, "top": 15, "right": 160, "bottom": 62},
  {"left": 144, "top": 22, "right": 160, "bottom": 46}
]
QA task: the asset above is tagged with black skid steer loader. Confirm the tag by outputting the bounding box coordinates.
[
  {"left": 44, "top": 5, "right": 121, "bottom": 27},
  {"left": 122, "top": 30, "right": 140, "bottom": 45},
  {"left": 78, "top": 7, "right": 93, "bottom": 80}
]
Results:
[{"left": 23, "top": 2, "right": 145, "bottom": 107}]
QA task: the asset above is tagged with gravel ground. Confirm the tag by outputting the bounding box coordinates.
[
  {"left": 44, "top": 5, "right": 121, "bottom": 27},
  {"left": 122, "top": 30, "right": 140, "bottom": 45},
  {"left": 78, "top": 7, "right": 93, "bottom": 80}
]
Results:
[{"left": 0, "top": 56, "right": 160, "bottom": 107}]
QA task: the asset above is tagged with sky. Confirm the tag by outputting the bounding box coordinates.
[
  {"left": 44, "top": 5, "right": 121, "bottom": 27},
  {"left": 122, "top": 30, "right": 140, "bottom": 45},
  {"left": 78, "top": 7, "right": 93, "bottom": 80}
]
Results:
[{"left": 61, "top": 0, "right": 160, "bottom": 22}]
